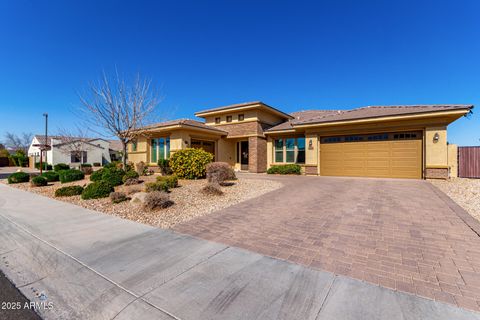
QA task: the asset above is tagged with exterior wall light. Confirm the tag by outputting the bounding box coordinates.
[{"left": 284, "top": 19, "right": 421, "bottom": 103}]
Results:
[
  {"left": 308, "top": 139, "right": 313, "bottom": 149},
  {"left": 433, "top": 132, "right": 440, "bottom": 143}
]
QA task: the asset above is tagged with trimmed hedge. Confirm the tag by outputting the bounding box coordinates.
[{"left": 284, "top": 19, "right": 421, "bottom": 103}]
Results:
[
  {"left": 7, "top": 172, "right": 30, "bottom": 184},
  {"left": 59, "top": 169, "right": 85, "bottom": 183},
  {"left": 101, "top": 168, "right": 125, "bottom": 186},
  {"left": 122, "top": 170, "right": 139, "bottom": 183},
  {"left": 55, "top": 185, "right": 84, "bottom": 197},
  {"left": 267, "top": 164, "right": 302, "bottom": 175},
  {"left": 156, "top": 175, "right": 178, "bottom": 188},
  {"left": 170, "top": 148, "right": 213, "bottom": 179},
  {"left": 31, "top": 176, "right": 48, "bottom": 187},
  {"left": 54, "top": 163, "right": 70, "bottom": 172},
  {"left": 41, "top": 171, "right": 59, "bottom": 182},
  {"left": 81, "top": 181, "right": 114, "bottom": 200}
]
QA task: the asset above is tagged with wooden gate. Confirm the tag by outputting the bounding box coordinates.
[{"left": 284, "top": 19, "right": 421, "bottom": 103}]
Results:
[{"left": 458, "top": 146, "right": 480, "bottom": 178}]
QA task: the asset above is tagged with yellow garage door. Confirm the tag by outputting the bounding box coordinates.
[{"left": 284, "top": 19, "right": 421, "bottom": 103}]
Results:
[{"left": 320, "top": 132, "right": 422, "bottom": 179}]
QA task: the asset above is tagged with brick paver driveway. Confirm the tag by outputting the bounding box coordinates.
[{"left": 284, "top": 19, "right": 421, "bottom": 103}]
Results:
[{"left": 175, "top": 175, "right": 480, "bottom": 312}]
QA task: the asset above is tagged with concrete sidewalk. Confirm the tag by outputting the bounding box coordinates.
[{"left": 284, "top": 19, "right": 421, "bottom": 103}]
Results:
[{"left": 0, "top": 184, "right": 479, "bottom": 320}]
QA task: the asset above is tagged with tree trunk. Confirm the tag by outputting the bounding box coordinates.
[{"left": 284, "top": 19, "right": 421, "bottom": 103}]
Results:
[{"left": 122, "top": 141, "right": 128, "bottom": 169}]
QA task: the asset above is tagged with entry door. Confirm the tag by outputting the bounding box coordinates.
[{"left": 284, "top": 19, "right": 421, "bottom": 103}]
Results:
[{"left": 240, "top": 141, "right": 249, "bottom": 170}]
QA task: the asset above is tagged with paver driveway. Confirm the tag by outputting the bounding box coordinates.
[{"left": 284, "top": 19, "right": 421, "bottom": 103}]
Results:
[{"left": 175, "top": 175, "right": 480, "bottom": 312}]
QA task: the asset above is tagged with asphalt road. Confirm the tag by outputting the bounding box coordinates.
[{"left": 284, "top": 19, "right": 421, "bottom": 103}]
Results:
[{"left": 0, "top": 269, "right": 42, "bottom": 320}]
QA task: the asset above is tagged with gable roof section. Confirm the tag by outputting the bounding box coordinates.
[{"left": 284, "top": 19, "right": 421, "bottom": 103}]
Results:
[
  {"left": 34, "top": 135, "right": 122, "bottom": 150},
  {"left": 266, "top": 105, "right": 473, "bottom": 132},
  {"left": 141, "top": 119, "right": 227, "bottom": 134},
  {"left": 195, "top": 101, "right": 294, "bottom": 120}
]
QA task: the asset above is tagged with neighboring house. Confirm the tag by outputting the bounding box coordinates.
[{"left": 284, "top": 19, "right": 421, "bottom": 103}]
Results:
[
  {"left": 108, "top": 140, "right": 124, "bottom": 162},
  {"left": 127, "top": 101, "right": 473, "bottom": 179},
  {"left": 28, "top": 135, "right": 122, "bottom": 166}
]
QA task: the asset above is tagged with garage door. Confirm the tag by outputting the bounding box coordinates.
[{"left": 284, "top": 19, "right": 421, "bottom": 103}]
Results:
[{"left": 320, "top": 132, "right": 422, "bottom": 179}]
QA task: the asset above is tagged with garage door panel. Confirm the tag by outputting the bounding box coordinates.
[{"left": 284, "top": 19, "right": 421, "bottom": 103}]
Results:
[{"left": 320, "top": 135, "right": 422, "bottom": 179}]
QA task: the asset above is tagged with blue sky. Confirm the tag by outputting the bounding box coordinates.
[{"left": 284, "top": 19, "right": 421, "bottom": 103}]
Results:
[{"left": 0, "top": 0, "right": 479, "bottom": 145}]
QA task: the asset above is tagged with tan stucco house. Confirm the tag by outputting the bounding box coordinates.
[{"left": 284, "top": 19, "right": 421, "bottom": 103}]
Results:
[{"left": 127, "top": 101, "right": 473, "bottom": 179}]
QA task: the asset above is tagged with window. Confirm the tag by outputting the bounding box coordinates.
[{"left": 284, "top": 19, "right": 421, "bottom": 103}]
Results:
[
  {"left": 215, "top": 117, "right": 220, "bottom": 124},
  {"left": 275, "top": 139, "right": 283, "bottom": 162},
  {"left": 131, "top": 140, "right": 137, "bottom": 152},
  {"left": 274, "top": 137, "right": 305, "bottom": 164},
  {"left": 393, "top": 132, "right": 418, "bottom": 140},
  {"left": 226, "top": 115, "right": 232, "bottom": 123},
  {"left": 238, "top": 114, "right": 244, "bottom": 121},
  {"left": 71, "top": 152, "right": 81, "bottom": 163},
  {"left": 150, "top": 137, "right": 170, "bottom": 163},
  {"left": 82, "top": 151, "right": 87, "bottom": 164}
]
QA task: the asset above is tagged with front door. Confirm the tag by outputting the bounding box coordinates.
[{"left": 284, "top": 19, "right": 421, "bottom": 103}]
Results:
[{"left": 240, "top": 141, "right": 249, "bottom": 170}]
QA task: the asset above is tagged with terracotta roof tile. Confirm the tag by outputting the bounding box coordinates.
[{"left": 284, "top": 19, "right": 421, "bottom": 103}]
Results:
[{"left": 142, "top": 119, "right": 227, "bottom": 134}]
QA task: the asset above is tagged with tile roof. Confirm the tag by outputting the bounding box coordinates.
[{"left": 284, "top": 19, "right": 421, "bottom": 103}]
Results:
[
  {"left": 195, "top": 101, "right": 293, "bottom": 119},
  {"left": 34, "top": 135, "right": 124, "bottom": 150},
  {"left": 267, "top": 105, "right": 473, "bottom": 131},
  {"left": 141, "top": 119, "right": 227, "bottom": 134}
]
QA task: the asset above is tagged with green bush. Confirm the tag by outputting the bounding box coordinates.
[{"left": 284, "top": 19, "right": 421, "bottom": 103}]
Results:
[
  {"left": 267, "top": 164, "right": 302, "bottom": 175},
  {"left": 145, "top": 181, "right": 170, "bottom": 192},
  {"left": 59, "top": 169, "right": 85, "bottom": 183},
  {"left": 156, "top": 175, "right": 178, "bottom": 188},
  {"left": 80, "top": 163, "right": 92, "bottom": 167},
  {"left": 101, "top": 167, "right": 125, "bottom": 186},
  {"left": 90, "top": 168, "right": 104, "bottom": 181},
  {"left": 35, "top": 162, "right": 53, "bottom": 171},
  {"left": 7, "top": 172, "right": 30, "bottom": 184},
  {"left": 81, "top": 181, "right": 114, "bottom": 200},
  {"left": 55, "top": 185, "right": 84, "bottom": 197},
  {"left": 41, "top": 171, "right": 60, "bottom": 182},
  {"left": 54, "top": 163, "right": 70, "bottom": 171},
  {"left": 122, "top": 170, "right": 139, "bottom": 183},
  {"left": 157, "top": 159, "right": 172, "bottom": 175},
  {"left": 93, "top": 162, "right": 101, "bottom": 167},
  {"left": 104, "top": 161, "right": 120, "bottom": 169},
  {"left": 31, "top": 176, "right": 48, "bottom": 187},
  {"left": 170, "top": 148, "right": 213, "bottom": 179},
  {"left": 10, "top": 150, "right": 28, "bottom": 167}
]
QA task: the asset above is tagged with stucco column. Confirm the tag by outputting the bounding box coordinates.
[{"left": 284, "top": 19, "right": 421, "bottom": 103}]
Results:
[
  {"left": 425, "top": 126, "right": 449, "bottom": 179},
  {"left": 305, "top": 133, "right": 319, "bottom": 175}
]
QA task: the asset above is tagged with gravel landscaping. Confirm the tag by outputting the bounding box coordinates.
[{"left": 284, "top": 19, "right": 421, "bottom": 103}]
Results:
[
  {"left": 429, "top": 178, "right": 480, "bottom": 221},
  {"left": 1, "top": 174, "right": 283, "bottom": 228}
]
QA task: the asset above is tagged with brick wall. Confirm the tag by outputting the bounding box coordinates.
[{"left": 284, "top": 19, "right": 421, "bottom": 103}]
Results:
[
  {"left": 248, "top": 136, "right": 267, "bottom": 173},
  {"left": 425, "top": 168, "right": 449, "bottom": 179},
  {"left": 215, "top": 121, "right": 271, "bottom": 137},
  {"left": 304, "top": 165, "right": 318, "bottom": 175}
]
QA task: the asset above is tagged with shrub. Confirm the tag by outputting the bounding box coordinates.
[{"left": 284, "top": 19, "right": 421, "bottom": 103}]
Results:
[
  {"left": 124, "top": 177, "right": 140, "bottom": 186},
  {"left": 7, "top": 172, "right": 30, "bottom": 184},
  {"left": 201, "top": 182, "right": 224, "bottom": 196},
  {"left": 59, "top": 169, "right": 85, "bottom": 183},
  {"left": 80, "top": 164, "right": 93, "bottom": 175},
  {"left": 135, "top": 161, "right": 146, "bottom": 176},
  {"left": 145, "top": 181, "right": 169, "bottom": 193},
  {"left": 41, "top": 171, "right": 59, "bottom": 182},
  {"left": 35, "top": 162, "right": 53, "bottom": 171},
  {"left": 31, "top": 176, "right": 48, "bottom": 187},
  {"left": 10, "top": 150, "right": 28, "bottom": 167},
  {"left": 81, "top": 181, "right": 114, "bottom": 200},
  {"left": 157, "top": 159, "right": 172, "bottom": 175},
  {"left": 170, "top": 148, "right": 213, "bottom": 179},
  {"left": 267, "top": 164, "right": 302, "bottom": 175},
  {"left": 206, "top": 162, "right": 236, "bottom": 184},
  {"left": 80, "top": 163, "right": 92, "bottom": 167},
  {"left": 143, "top": 191, "right": 173, "bottom": 210},
  {"left": 122, "top": 170, "right": 139, "bottom": 183},
  {"left": 55, "top": 185, "right": 84, "bottom": 197},
  {"left": 54, "top": 163, "right": 70, "bottom": 172},
  {"left": 90, "top": 168, "right": 104, "bottom": 181},
  {"left": 101, "top": 167, "right": 125, "bottom": 186},
  {"left": 103, "top": 161, "right": 120, "bottom": 169},
  {"left": 93, "top": 162, "right": 101, "bottom": 167},
  {"left": 156, "top": 175, "right": 178, "bottom": 188},
  {"left": 109, "top": 191, "right": 128, "bottom": 204}
]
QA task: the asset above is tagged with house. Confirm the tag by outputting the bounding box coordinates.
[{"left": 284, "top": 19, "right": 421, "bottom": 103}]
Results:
[
  {"left": 28, "top": 135, "right": 123, "bottom": 166},
  {"left": 127, "top": 101, "right": 473, "bottom": 179}
]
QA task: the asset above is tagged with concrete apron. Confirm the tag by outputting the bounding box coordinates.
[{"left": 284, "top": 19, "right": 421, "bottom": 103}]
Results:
[{"left": 0, "top": 184, "right": 478, "bottom": 320}]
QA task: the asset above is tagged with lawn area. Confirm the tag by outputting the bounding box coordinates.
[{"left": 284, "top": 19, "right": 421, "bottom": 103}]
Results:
[
  {"left": 430, "top": 178, "right": 480, "bottom": 222},
  {"left": 1, "top": 173, "right": 282, "bottom": 228}
]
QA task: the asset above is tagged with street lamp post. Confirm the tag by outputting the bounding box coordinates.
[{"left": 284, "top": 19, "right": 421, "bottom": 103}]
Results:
[{"left": 43, "top": 113, "right": 48, "bottom": 166}]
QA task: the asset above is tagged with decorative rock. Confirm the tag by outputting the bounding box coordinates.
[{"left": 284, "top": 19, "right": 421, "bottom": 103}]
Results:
[{"left": 130, "top": 192, "right": 148, "bottom": 204}]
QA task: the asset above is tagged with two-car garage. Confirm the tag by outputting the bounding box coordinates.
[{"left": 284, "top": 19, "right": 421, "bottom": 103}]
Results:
[{"left": 319, "top": 131, "right": 423, "bottom": 179}]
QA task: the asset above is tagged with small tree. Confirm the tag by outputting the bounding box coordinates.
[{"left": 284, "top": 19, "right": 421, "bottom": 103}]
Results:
[
  {"left": 3, "top": 132, "right": 33, "bottom": 153},
  {"left": 56, "top": 126, "right": 92, "bottom": 165},
  {"left": 78, "top": 70, "right": 159, "bottom": 168}
]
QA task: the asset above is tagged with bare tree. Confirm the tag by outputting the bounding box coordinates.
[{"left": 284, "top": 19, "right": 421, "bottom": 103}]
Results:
[
  {"left": 77, "top": 70, "right": 160, "bottom": 167},
  {"left": 56, "top": 126, "right": 92, "bottom": 166},
  {"left": 3, "top": 132, "right": 33, "bottom": 153}
]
